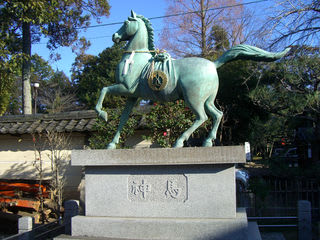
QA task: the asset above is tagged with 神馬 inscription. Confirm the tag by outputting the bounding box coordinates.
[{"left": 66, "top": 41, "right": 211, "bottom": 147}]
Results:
[{"left": 128, "top": 175, "right": 188, "bottom": 202}]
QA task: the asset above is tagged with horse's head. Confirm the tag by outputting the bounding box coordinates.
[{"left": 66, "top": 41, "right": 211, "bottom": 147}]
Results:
[{"left": 112, "top": 10, "right": 144, "bottom": 44}]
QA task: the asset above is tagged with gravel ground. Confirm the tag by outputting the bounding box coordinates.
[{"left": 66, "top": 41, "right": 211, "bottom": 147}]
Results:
[{"left": 261, "top": 232, "right": 286, "bottom": 240}]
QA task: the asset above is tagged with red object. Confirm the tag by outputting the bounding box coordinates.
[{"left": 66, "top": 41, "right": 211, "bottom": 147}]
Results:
[
  {"left": 163, "top": 132, "right": 167, "bottom": 136},
  {"left": 0, "top": 182, "right": 48, "bottom": 198},
  {"left": 0, "top": 198, "right": 40, "bottom": 211},
  {"left": 0, "top": 181, "right": 49, "bottom": 211}
]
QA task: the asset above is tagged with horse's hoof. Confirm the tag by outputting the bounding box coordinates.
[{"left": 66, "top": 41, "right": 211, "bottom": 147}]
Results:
[
  {"left": 106, "top": 142, "right": 116, "bottom": 149},
  {"left": 98, "top": 111, "right": 108, "bottom": 121},
  {"left": 173, "top": 141, "right": 184, "bottom": 148},
  {"left": 202, "top": 140, "right": 213, "bottom": 147}
]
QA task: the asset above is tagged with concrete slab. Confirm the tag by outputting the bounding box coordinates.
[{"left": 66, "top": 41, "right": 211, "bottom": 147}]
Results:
[
  {"left": 71, "top": 146, "right": 246, "bottom": 166},
  {"left": 248, "top": 222, "right": 262, "bottom": 240},
  {"left": 72, "top": 209, "right": 248, "bottom": 240}
]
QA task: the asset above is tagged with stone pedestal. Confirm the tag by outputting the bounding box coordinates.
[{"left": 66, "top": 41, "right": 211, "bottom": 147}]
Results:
[{"left": 68, "top": 146, "right": 253, "bottom": 240}]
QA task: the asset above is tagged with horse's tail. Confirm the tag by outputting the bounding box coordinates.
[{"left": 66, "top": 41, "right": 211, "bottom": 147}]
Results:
[{"left": 214, "top": 44, "right": 291, "bottom": 69}]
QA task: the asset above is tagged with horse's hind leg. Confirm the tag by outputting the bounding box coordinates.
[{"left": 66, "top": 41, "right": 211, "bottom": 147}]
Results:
[
  {"left": 203, "top": 95, "right": 223, "bottom": 147},
  {"left": 173, "top": 100, "right": 208, "bottom": 148}
]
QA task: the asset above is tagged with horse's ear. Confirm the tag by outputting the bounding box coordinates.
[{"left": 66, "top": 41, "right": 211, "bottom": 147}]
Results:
[{"left": 131, "top": 10, "right": 136, "bottom": 18}]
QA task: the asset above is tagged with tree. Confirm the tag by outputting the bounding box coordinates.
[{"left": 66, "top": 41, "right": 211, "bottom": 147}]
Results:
[
  {"left": 3, "top": 54, "right": 79, "bottom": 114},
  {"left": 0, "top": 11, "right": 21, "bottom": 115},
  {"left": 250, "top": 46, "right": 320, "bottom": 162},
  {"left": 216, "top": 60, "right": 268, "bottom": 145},
  {"left": 30, "top": 54, "right": 55, "bottom": 84},
  {"left": 33, "top": 131, "right": 71, "bottom": 221},
  {"left": 74, "top": 43, "right": 126, "bottom": 109},
  {"left": 0, "top": 0, "right": 110, "bottom": 114},
  {"left": 159, "top": 0, "right": 251, "bottom": 57},
  {"left": 38, "top": 70, "right": 81, "bottom": 113},
  {"left": 30, "top": 54, "right": 80, "bottom": 114},
  {"left": 263, "top": 0, "right": 320, "bottom": 47},
  {"left": 0, "top": 68, "right": 17, "bottom": 115}
]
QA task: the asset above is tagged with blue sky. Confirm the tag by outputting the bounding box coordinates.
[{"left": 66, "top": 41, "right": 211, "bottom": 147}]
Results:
[
  {"left": 32, "top": 0, "right": 168, "bottom": 77},
  {"left": 31, "top": 0, "right": 272, "bottom": 78}
]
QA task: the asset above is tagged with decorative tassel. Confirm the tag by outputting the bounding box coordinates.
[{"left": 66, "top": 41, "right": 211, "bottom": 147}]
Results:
[{"left": 146, "top": 60, "right": 155, "bottom": 81}]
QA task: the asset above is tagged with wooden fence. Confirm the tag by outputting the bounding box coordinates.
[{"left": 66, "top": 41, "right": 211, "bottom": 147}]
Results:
[{"left": 237, "top": 177, "right": 320, "bottom": 218}]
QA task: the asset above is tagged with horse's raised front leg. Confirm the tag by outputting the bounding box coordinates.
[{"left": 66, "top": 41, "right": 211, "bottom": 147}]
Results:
[
  {"left": 95, "top": 87, "right": 109, "bottom": 122},
  {"left": 107, "top": 97, "right": 139, "bottom": 149},
  {"left": 95, "top": 84, "right": 139, "bottom": 149},
  {"left": 95, "top": 84, "right": 134, "bottom": 121}
]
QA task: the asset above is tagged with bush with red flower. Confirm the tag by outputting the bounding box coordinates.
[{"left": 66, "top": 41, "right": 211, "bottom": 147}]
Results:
[{"left": 143, "top": 100, "right": 211, "bottom": 147}]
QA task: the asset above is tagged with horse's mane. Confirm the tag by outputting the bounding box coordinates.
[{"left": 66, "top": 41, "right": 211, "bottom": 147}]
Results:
[{"left": 137, "top": 14, "right": 155, "bottom": 52}]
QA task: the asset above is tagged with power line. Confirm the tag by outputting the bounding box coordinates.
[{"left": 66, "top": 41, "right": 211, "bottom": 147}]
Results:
[
  {"left": 149, "top": 0, "right": 269, "bottom": 20},
  {"left": 78, "top": 0, "right": 269, "bottom": 30},
  {"left": 34, "top": 1, "right": 270, "bottom": 45},
  {"left": 34, "top": 11, "right": 270, "bottom": 45}
]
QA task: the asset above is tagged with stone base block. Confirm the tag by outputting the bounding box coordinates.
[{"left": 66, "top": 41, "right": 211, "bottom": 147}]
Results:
[
  {"left": 85, "top": 164, "right": 236, "bottom": 219},
  {"left": 71, "top": 209, "right": 248, "bottom": 240}
]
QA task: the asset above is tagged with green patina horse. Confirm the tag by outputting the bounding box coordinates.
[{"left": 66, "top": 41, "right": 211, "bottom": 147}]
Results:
[{"left": 95, "top": 10, "right": 290, "bottom": 149}]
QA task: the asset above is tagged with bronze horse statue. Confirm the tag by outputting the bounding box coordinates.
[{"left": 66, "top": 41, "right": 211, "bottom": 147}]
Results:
[{"left": 95, "top": 10, "right": 290, "bottom": 149}]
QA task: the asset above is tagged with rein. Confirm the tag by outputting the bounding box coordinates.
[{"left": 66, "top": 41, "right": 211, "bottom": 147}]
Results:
[
  {"left": 122, "top": 49, "right": 168, "bottom": 87},
  {"left": 123, "top": 49, "right": 166, "bottom": 54}
]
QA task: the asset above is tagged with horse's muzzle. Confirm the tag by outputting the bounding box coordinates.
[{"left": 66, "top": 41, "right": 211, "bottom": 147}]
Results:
[{"left": 112, "top": 33, "right": 121, "bottom": 43}]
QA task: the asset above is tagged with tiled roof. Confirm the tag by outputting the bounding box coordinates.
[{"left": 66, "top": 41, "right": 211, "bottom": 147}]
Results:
[{"left": 0, "top": 111, "right": 97, "bottom": 135}]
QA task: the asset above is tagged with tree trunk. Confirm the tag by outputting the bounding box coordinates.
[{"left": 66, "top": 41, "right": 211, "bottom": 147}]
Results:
[
  {"left": 312, "top": 116, "right": 320, "bottom": 163},
  {"left": 22, "top": 21, "right": 32, "bottom": 114},
  {"left": 200, "top": 0, "right": 207, "bottom": 57}
]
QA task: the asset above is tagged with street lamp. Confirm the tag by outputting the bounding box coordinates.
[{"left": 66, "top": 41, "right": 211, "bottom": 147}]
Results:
[{"left": 31, "top": 82, "right": 40, "bottom": 114}]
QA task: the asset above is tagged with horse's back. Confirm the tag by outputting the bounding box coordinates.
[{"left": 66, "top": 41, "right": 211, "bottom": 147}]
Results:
[
  {"left": 136, "top": 57, "right": 219, "bottom": 102},
  {"left": 174, "top": 57, "right": 219, "bottom": 100},
  {"left": 174, "top": 57, "right": 217, "bottom": 80}
]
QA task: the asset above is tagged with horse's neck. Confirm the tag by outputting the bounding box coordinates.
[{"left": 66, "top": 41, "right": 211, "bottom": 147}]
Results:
[{"left": 125, "top": 27, "right": 149, "bottom": 52}]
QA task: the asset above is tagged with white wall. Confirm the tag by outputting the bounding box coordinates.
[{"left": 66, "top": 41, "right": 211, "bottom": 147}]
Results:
[{"left": 0, "top": 133, "right": 85, "bottom": 199}]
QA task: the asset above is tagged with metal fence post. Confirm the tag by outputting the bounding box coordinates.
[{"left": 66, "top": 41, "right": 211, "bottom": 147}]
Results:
[
  {"left": 298, "top": 200, "right": 312, "bottom": 240},
  {"left": 64, "top": 200, "right": 79, "bottom": 235},
  {"left": 18, "top": 216, "right": 34, "bottom": 240}
]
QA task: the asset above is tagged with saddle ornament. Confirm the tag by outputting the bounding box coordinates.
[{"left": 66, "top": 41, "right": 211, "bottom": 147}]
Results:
[
  {"left": 148, "top": 70, "right": 168, "bottom": 91},
  {"left": 146, "top": 50, "right": 171, "bottom": 91}
]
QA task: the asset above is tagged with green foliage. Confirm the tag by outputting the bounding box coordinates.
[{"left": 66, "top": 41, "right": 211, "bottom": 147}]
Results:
[
  {"left": 30, "top": 54, "right": 55, "bottom": 82},
  {"left": 89, "top": 108, "right": 140, "bottom": 149},
  {"left": 207, "top": 25, "right": 230, "bottom": 60},
  {"left": 0, "top": 0, "right": 110, "bottom": 114},
  {"left": 0, "top": 39, "right": 21, "bottom": 115},
  {"left": 249, "top": 46, "right": 320, "bottom": 156},
  {"left": 74, "top": 43, "right": 126, "bottom": 109},
  {"left": 143, "top": 101, "right": 211, "bottom": 147},
  {"left": 0, "top": 0, "right": 110, "bottom": 49},
  {"left": 249, "top": 178, "right": 270, "bottom": 201},
  {"left": 3, "top": 54, "right": 80, "bottom": 114},
  {"left": 217, "top": 60, "right": 268, "bottom": 144},
  {"left": 251, "top": 46, "right": 320, "bottom": 116},
  {"left": 248, "top": 177, "right": 270, "bottom": 215},
  {"left": 0, "top": 90, "right": 10, "bottom": 115},
  {"left": 248, "top": 116, "right": 291, "bottom": 157}
]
